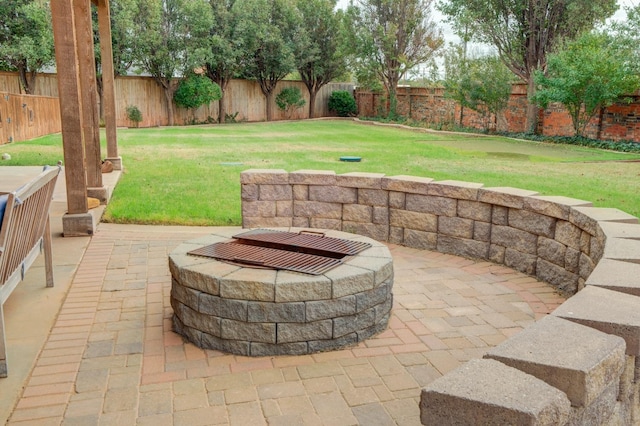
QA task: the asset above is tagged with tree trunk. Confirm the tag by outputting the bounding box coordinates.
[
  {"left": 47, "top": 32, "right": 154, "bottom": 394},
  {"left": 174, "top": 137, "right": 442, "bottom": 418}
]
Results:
[
  {"left": 17, "top": 67, "right": 32, "bottom": 94},
  {"left": 308, "top": 89, "right": 317, "bottom": 119},
  {"left": 525, "top": 76, "right": 539, "bottom": 134},
  {"left": 265, "top": 91, "right": 274, "bottom": 121},
  {"left": 218, "top": 91, "right": 227, "bottom": 123},
  {"left": 388, "top": 85, "right": 398, "bottom": 119},
  {"left": 164, "top": 87, "right": 174, "bottom": 126}
]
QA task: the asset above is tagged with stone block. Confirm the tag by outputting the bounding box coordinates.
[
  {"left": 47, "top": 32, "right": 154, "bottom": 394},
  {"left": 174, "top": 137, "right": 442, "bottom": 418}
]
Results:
[
  {"left": 327, "top": 264, "right": 375, "bottom": 298},
  {"left": 359, "top": 189, "right": 389, "bottom": 206},
  {"left": 308, "top": 333, "right": 358, "bottom": 353},
  {"left": 586, "top": 259, "right": 640, "bottom": 297},
  {"left": 293, "top": 185, "right": 308, "bottom": 201},
  {"left": 538, "top": 237, "right": 567, "bottom": 267},
  {"left": 333, "top": 308, "right": 376, "bottom": 337},
  {"left": 389, "top": 191, "right": 405, "bottom": 209},
  {"left": 509, "top": 209, "right": 556, "bottom": 238},
  {"left": 420, "top": 358, "right": 571, "bottom": 425},
  {"left": 404, "top": 229, "right": 437, "bottom": 250},
  {"left": 289, "top": 170, "right": 337, "bottom": 185},
  {"left": 199, "top": 293, "right": 248, "bottom": 321},
  {"left": 603, "top": 238, "right": 640, "bottom": 265},
  {"left": 274, "top": 272, "right": 332, "bottom": 302},
  {"left": 598, "top": 222, "right": 640, "bottom": 240},
  {"left": 381, "top": 175, "right": 433, "bottom": 194},
  {"left": 306, "top": 296, "right": 356, "bottom": 321},
  {"left": 492, "top": 205, "right": 509, "bottom": 225},
  {"left": 489, "top": 244, "right": 506, "bottom": 264},
  {"left": 374, "top": 298, "right": 392, "bottom": 323},
  {"left": 174, "top": 302, "right": 221, "bottom": 336},
  {"left": 241, "top": 184, "right": 258, "bottom": 201},
  {"left": 568, "top": 382, "right": 620, "bottom": 426},
  {"left": 565, "top": 247, "right": 580, "bottom": 274},
  {"left": 201, "top": 332, "right": 250, "bottom": 356},
  {"left": 478, "top": 187, "right": 539, "bottom": 209},
  {"left": 504, "top": 248, "right": 537, "bottom": 275},
  {"left": 220, "top": 319, "right": 276, "bottom": 344},
  {"left": 276, "top": 201, "right": 293, "bottom": 218},
  {"left": 310, "top": 218, "right": 341, "bottom": 230},
  {"left": 357, "top": 316, "right": 389, "bottom": 342},
  {"left": 492, "top": 225, "right": 538, "bottom": 255},
  {"left": 343, "top": 204, "right": 372, "bottom": 222},
  {"left": 219, "top": 268, "right": 277, "bottom": 302},
  {"left": 247, "top": 301, "right": 305, "bottom": 323},
  {"left": 173, "top": 259, "right": 233, "bottom": 296},
  {"left": 571, "top": 207, "right": 638, "bottom": 236},
  {"left": 342, "top": 222, "right": 389, "bottom": 242},
  {"left": 389, "top": 226, "right": 404, "bottom": 244},
  {"left": 406, "top": 194, "right": 457, "bottom": 216},
  {"left": 337, "top": 172, "right": 384, "bottom": 189},
  {"left": 390, "top": 209, "right": 437, "bottom": 232},
  {"left": 438, "top": 216, "right": 474, "bottom": 239},
  {"left": 555, "top": 221, "right": 583, "bottom": 250},
  {"left": 292, "top": 217, "right": 310, "bottom": 228},
  {"left": 553, "top": 286, "right": 640, "bottom": 355},
  {"left": 355, "top": 281, "right": 392, "bottom": 312},
  {"left": 484, "top": 315, "right": 626, "bottom": 407},
  {"left": 427, "top": 180, "right": 483, "bottom": 200},
  {"left": 250, "top": 342, "right": 309, "bottom": 356},
  {"left": 437, "top": 236, "right": 489, "bottom": 260},
  {"left": 474, "top": 222, "right": 491, "bottom": 242},
  {"left": 62, "top": 212, "right": 97, "bottom": 236},
  {"left": 171, "top": 282, "right": 200, "bottom": 311},
  {"left": 579, "top": 253, "right": 596, "bottom": 280},
  {"left": 309, "top": 185, "right": 357, "bottom": 203},
  {"left": 259, "top": 184, "right": 292, "bottom": 201},
  {"left": 581, "top": 231, "right": 591, "bottom": 256},
  {"left": 372, "top": 206, "right": 389, "bottom": 225},
  {"left": 346, "top": 255, "right": 393, "bottom": 285},
  {"left": 294, "top": 201, "right": 342, "bottom": 219},
  {"left": 240, "top": 169, "right": 288, "bottom": 184},
  {"left": 242, "top": 200, "right": 276, "bottom": 218},
  {"left": 458, "top": 200, "right": 492, "bottom": 222},
  {"left": 277, "top": 320, "right": 333, "bottom": 343},
  {"left": 524, "top": 196, "right": 592, "bottom": 220}
]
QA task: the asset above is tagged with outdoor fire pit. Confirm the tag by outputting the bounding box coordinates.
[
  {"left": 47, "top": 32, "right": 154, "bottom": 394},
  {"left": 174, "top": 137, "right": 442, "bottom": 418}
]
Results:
[{"left": 169, "top": 228, "right": 393, "bottom": 356}]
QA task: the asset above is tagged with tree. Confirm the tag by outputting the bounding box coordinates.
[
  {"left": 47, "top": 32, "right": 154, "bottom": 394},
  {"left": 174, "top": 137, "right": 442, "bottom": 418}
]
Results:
[
  {"left": 295, "top": 0, "right": 347, "bottom": 118},
  {"left": 0, "top": 0, "right": 54, "bottom": 94},
  {"left": 233, "top": 0, "right": 300, "bottom": 121},
  {"left": 345, "top": 0, "right": 443, "bottom": 119},
  {"left": 444, "top": 54, "right": 513, "bottom": 132},
  {"left": 439, "top": 0, "right": 618, "bottom": 134},
  {"left": 533, "top": 31, "right": 640, "bottom": 137},
  {"left": 132, "top": 0, "right": 213, "bottom": 125},
  {"left": 205, "top": 0, "right": 242, "bottom": 123}
]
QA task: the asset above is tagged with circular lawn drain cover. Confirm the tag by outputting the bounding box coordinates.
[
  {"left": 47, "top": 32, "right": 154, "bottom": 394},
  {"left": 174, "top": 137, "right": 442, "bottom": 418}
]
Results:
[{"left": 340, "top": 156, "right": 362, "bottom": 162}]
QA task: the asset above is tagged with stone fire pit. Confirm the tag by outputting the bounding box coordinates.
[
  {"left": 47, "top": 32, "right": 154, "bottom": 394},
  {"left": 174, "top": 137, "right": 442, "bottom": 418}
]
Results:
[{"left": 169, "top": 228, "right": 393, "bottom": 356}]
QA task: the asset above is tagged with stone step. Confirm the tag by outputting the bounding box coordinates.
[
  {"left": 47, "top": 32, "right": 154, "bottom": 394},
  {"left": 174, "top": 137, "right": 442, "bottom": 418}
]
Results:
[
  {"left": 420, "top": 358, "right": 571, "bottom": 425},
  {"left": 586, "top": 259, "right": 640, "bottom": 296},
  {"left": 485, "top": 315, "right": 625, "bottom": 407},
  {"left": 552, "top": 286, "right": 640, "bottom": 356},
  {"left": 602, "top": 237, "right": 640, "bottom": 264}
]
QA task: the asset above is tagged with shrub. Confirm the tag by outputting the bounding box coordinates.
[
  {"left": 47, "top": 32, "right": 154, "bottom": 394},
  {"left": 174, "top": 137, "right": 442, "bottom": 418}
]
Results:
[
  {"left": 275, "top": 87, "right": 306, "bottom": 119},
  {"left": 125, "top": 105, "right": 143, "bottom": 127},
  {"left": 174, "top": 74, "right": 222, "bottom": 111},
  {"left": 328, "top": 90, "right": 357, "bottom": 117}
]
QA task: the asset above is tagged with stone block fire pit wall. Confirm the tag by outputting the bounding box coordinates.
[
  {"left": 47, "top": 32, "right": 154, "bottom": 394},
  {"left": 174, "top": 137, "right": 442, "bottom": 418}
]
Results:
[{"left": 241, "top": 169, "right": 640, "bottom": 425}]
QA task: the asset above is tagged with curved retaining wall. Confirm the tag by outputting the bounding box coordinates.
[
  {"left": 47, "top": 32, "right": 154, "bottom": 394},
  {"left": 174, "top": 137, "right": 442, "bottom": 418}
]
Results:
[{"left": 241, "top": 169, "right": 640, "bottom": 425}]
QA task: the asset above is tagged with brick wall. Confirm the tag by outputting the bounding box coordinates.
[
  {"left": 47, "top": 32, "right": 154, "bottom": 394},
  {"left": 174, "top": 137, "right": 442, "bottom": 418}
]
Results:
[{"left": 356, "top": 84, "right": 640, "bottom": 143}]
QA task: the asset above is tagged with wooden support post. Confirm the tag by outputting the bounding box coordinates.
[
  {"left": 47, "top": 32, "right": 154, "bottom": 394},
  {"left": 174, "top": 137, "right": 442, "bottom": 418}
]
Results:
[
  {"left": 73, "top": 0, "right": 102, "bottom": 190},
  {"left": 50, "top": 0, "right": 88, "bottom": 216},
  {"left": 96, "top": 0, "right": 122, "bottom": 170}
]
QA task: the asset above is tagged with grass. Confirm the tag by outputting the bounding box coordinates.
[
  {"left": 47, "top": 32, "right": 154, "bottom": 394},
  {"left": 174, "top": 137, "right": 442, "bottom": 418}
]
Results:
[{"left": 1, "top": 119, "right": 639, "bottom": 225}]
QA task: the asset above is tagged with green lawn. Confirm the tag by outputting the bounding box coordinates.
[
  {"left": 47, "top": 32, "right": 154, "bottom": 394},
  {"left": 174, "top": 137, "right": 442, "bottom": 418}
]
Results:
[{"left": 2, "top": 120, "right": 639, "bottom": 224}]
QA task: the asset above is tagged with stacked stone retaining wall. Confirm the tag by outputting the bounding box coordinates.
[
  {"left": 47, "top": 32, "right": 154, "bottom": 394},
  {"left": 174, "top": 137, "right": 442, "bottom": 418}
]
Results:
[{"left": 241, "top": 169, "right": 640, "bottom": 425}]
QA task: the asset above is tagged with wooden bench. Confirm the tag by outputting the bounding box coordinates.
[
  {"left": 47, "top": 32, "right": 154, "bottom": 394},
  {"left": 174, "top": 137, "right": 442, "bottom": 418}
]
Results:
[{"left": 0, "top": 166, "right": 60, "bottom": 377}]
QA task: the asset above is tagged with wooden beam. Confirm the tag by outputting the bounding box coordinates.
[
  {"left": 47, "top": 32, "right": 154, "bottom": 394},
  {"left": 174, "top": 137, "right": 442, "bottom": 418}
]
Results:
[
  {"left": 50, "top": 0, "right": 88, "bottom": 215},
  {"left": 73, "top": 0, "right": 102, "bottom": 189},
  {"left": 97, "top": 0, "right": 120, "bottom": 164}
]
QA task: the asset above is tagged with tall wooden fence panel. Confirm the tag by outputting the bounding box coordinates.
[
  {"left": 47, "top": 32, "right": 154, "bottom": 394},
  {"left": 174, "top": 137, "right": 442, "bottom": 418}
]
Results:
[{"left": 0, "top": 93, "right": 61, "bottom": 144}]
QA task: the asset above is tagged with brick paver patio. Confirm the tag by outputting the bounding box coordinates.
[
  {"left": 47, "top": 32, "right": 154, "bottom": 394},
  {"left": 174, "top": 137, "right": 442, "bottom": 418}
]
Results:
[{"left": 7, "top": 224, "right": 565, "bottom": 425}]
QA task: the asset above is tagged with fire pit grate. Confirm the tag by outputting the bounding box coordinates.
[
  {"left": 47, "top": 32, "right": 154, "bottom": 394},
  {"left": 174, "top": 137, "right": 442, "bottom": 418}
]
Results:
[{"left": 187, "top": 229, "right": 371, "bottom": 275}]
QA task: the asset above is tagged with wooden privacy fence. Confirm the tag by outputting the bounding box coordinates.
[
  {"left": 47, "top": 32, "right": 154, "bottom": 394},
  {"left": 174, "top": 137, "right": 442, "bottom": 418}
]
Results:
[
  {"left": 0, "top": 71, "right": 355, "bottom": 143},
  {"left": 0, "top": 93, "right": 61, "bottom": 145}
]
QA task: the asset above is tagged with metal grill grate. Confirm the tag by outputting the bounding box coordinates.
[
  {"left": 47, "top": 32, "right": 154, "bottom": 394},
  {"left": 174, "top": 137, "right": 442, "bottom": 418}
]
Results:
[{"left": 187, "top": 229, "right": 372, "bottom": 275}]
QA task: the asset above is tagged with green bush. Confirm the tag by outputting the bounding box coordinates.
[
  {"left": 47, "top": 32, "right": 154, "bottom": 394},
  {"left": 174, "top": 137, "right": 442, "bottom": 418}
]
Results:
[
  {"left": 328, "top": 90, "right": 357, "bottom": 117},
  {"left": 125, "top": 105, "right": 143, "bottom": 127},
  {"left": 275, "top": 87, "right": 306, "bottom": 119},
  {"left": 174, "top": 74, "right": 222, "bottom": 111}
]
